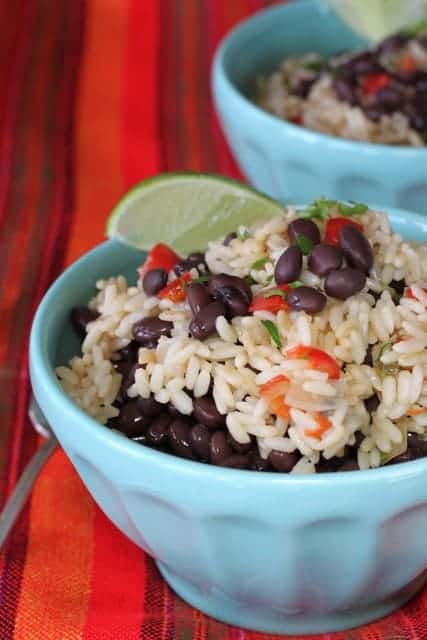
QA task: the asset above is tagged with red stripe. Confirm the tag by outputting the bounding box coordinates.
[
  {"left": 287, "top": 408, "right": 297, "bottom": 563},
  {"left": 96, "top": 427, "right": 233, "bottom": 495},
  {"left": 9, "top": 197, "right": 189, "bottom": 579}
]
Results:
[
  {"left": 159, "top": 0, "right": 181, "bottom": 170},
  {"left": 140, "top": 559, "right": 172, "bottom": 639},
  {"left": 122, "top": 0, "right": 162, "bottom": 187},
  {"left": 82, "top": 507, "right": 146, "bottom": 638}
]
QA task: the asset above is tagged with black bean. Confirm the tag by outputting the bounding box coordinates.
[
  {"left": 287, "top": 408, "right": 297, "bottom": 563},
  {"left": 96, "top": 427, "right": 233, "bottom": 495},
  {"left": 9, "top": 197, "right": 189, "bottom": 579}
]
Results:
[
  {"left": 347, "top": 52, "right": 381, "bottom": 74},
  {"left": 324, "top": 268, "right": 366, "bottom": 300},
  {"left": 132, "top": 433, "right": 148, "bottom": 445},
  {"left": 173, "top": 260, "right": 189, "bottom": 276},
  {"left": 288, "top": 218, "right": 320, "bottom": 246},
  {"left": 308, "top": 243, "right": 343, "bottom": 277},
  {"left": 186, "top": 252, "right": 207, "bottom": 270},
  {"left": 251, "top": 452, "right": 271, "bottom": 471},
  {"left": 291, "top": 76, "right": 316, "bottom": 98},
  {"left": 132, "top": 317, "right": 173, "bottom": 346},
  {"left": 189, "top": 300, "right": 227, "bottom": 340},
  {"left": 353, "top": 431, "right": 365, "bottom": 449},
  {"left": 142, "top": 268, "right": 168, "bottom": 295},
  {"left": 365, "top": 107, "right": 383, "bottom": 122},
  {"left": 389, "top": 279, "right": 406, "bottom": 297},
  {"left": 274, "top": 246, "right": 303, "bottom": 284},
  {"left": 374, "top": 87, "right": 402, "bottom": 112},
  {"left": 116, "top": 340, "right": 139, "bottom": 362},
  {"left": 339, "top": 225, "right": 374, "bottom": 273},
  {"left": 287, "top": 286, "right": 327, "bottom": 314},
  {"left": 210, "top": 431, "right": 233, "bottom": 465},
  {"left": 116, "top": 363, "right": 142, "bottom": 405},
  {"left": 168, "top": 419, "right": 195, "bottom": 460},
  {"left": 117, "top": 400, "right": 149, "bottom": 437},
  {"left": 333, "top": 77, "right": 358, "bottom": 105},
  {"left": 268, "top": 450, "right": 299, "bottom": 472},
  {"left": 223, "top": 231, "right": 237, "bottom": 246},
  {"left": 208, "top": 274, "right": 252, "bottom": 303},
  {"left": 193, "top": 396, "right": 225, "bottom": 429},
  {"left": 137, "top": 395, "right": 163, "bottom": 418},
  {"left": 403, "top": 101, "right": 427, "bottom": 131},
  {"left": 415, "top": 72, "right": 427, "bottom": 93},
  {"left": 377, "top": 33, "right": 407, "bottom": 53},
  {"left": 363, "top": 344, "right": 374, "bottom": 366},
  {"left": 316, "top": 457, "right": 342, "bottom": 473},
  {"left": 146, "top": 414, "right": 171, "bottom": 446},
  {"left": 364, "top": 394, "right": 380, "bottom": 414},
  {"left": 187, "top": 282, "right": 211, "bottom": 315},
  {"left": 190, "top": 424, "right": 211, "bottom": 460},
  {"left": 167, "top": 402, "right": 181, "bottom": 416},
  {"left": 338, "top": 459, "right": 360, "bottom": 472},
  {"left": 70, "top": 307, "right": 100, "bottom": 336},
  {"left": 228, "top": 433, "right": 253, "bottom": 454},
  {"left": 221, "top": 454, "right": 251, "bottom": 469},
  {"left": 385, "top": 449, "right": 419, "bottom": 465},
  {"left": 215, "top": 286, "right": 249, "bottom": 318},
  {"left": 408, "top": 433, "right": 427, "bottom": 456}
]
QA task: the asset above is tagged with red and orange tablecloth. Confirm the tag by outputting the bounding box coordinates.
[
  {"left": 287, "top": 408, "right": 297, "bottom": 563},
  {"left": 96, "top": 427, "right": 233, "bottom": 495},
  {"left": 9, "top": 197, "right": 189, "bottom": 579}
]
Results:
[{"left": 0, "top": 1, "right": 426, "bottom": 637}]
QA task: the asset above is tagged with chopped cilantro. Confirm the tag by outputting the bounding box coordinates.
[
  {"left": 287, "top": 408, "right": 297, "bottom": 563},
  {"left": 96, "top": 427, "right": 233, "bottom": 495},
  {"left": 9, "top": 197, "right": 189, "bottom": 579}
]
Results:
[
  {"left": 401, "top": 19, "right": 427, "bottom": 37},
  {"left": 302, "top": 60, "right": 324, "bottom": 72},
  {"left": 191, "top": 275, "right": 210, "bottom": 284},
  {"left": 245, "top": 275, "right": 256, "bottom": 286},
  {"left": 295, "top": 233, "right": 313, "bottom": 255},
  {"left": 263, "top": 288, "right": 288, "bottom": 300},
  {"left": 262, "top": 320, "right": 282, "bottom": 348},
  {"left": 238, "top": 228, "right": 251, "bottom": 240},
  {"left": 265, "top": 274, "right": 274, "bottom": 284},
  {"left": 301, "top": 197, "right": 367, "bottom": 220},
  {"left": 338, "top": 201, "right": 368, "bottom": 217},
  {"left": 289, "top": 280, "right": 304, "bottom": 288},
  {"left": 251, "top": 256, "right": 269, "bottom": 270}
]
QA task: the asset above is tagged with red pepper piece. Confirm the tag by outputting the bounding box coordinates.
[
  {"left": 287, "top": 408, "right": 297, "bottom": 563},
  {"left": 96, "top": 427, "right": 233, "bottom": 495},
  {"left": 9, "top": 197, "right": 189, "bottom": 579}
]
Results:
[
  {"left": 399, "top": 54, "right": 416, "bottom": 73},
  {"left": 286, "top": 345, "right": 341, "bottom": 380},
  {"left": 157, "top": 272, "right": 192, "bottom": 303},
  {"left": 249, "top": 285, "right": 290, "bottom": 314},
  {"left": 139, "top": 243, "right": 181, "bottom": 278},
  {"left": 324, "top": 217, "right": 364, "bottom": 246},
  {"left": 361, "top": 73, "right": 390, "bottom": 96}
]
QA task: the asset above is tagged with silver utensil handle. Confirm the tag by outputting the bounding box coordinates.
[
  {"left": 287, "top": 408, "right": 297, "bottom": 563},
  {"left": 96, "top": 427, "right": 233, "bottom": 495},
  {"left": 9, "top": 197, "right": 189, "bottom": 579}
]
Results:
[{"left": 0, "top": 436, "right": 57, "bottom": 548}]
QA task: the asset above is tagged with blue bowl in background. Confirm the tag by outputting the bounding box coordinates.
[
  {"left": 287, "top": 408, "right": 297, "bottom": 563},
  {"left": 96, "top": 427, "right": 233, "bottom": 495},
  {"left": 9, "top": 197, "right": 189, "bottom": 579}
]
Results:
[
  {"left": 30, "top": 207, "right": 427, "bottom": 635},
  {"left": 212, "top": 0, "right": 427, "bottom": 214}
]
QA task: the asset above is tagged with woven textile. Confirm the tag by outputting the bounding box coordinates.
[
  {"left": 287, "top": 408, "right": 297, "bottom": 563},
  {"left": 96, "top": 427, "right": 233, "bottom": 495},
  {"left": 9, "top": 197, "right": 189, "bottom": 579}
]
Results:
[{"left": 0, "top": 1, "right": 426, "bottom": 638}]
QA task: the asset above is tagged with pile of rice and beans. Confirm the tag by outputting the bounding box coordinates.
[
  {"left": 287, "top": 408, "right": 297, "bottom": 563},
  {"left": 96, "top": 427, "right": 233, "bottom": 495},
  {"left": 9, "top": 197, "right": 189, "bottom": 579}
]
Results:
[
  {"left": 57, "top": 199, "right": 427, "bottom": 474},
  {"left": 256, "top": 29, "right": 427, "bottom": 145}
]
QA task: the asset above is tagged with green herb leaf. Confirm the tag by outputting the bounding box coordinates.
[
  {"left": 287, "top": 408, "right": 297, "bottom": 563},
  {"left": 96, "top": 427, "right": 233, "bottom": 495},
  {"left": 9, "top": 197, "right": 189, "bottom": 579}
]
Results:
[
  {"left": 295, "top": 233, "right": 313, "bottom": 255},
  {"left": 289, "top": 280, "right": 304, "bottom": 288},
  {"left": 300, "top": 197, "right": 335, "bottom": 221},
  {"left": 302, "top": 60, "right": 324, "bottom": 72},
  {"left": 265, "top": 274, "right": 274, "bottom": 284},
  {"left": 338, "top": 201, "right": 368, "bottom": 217},
  {"left": 262, "top": 320, "right": 282, "bottom": 348},
  {"left": 401, "top": 19, "right": 427, "bottom": 37},
  {"left": 245, "top": 275, "right": 256, "bottom": 286},
  {"left": 251, "top": 256, "right": 268, "bottom": 270},
  {"left": 263, "top": 288, "right": 288, "bottom": 300},
  {"left": 191, "top": 275, "right": 210, "bottom": 284}
]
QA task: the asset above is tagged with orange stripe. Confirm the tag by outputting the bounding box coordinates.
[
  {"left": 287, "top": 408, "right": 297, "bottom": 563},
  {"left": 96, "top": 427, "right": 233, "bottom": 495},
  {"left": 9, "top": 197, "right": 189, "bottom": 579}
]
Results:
[
  {"left": 13, "top": 451, "right": 94, "bottom": 639},
  {"left": 64, "top": 0, "right": 128, "bottom": 265}
]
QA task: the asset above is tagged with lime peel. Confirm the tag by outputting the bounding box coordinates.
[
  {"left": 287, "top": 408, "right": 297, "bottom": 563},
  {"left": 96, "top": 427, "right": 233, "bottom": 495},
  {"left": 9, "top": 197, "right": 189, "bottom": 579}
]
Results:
[{"left": 106, "top": 172, "right": 284, "bottom": 253}]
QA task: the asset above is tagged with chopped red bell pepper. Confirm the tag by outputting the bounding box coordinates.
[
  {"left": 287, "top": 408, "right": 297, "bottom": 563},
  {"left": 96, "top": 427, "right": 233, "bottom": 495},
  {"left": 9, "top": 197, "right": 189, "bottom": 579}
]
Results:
[
  {"left": 259, "top": 375, "right": 290, "bottom": 419},
  {"left": 399, "top": 54, "right": 416, "bottom": 73},
  {"left": 286, "top": 345, "right": 341, "bottom": 380},
  {"left": 157, "top": 272, "right": 192, "bottom": 302},
  {"left": 324, "top": 217, "right": 364, "bottom": 246},
  {"left": 405, "top": 286, "right": 427, "bottom": 301},
  {"left": 305, "top": 413, "right": 332, "bottom": 439},
  {"left": 361, "top": 73, "right": 390, "bottom": 96},
  {"left": 139, "top": 243, "right": 181, "bottom": 278},
  {"left": 249, "top": 285, "right": 290, "bottom": 314}
]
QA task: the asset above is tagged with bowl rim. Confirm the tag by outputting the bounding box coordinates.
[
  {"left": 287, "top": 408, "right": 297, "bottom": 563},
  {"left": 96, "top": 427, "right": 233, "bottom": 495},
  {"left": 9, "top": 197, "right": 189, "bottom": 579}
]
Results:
[
  {"left": 212, "top": 0, "right": 427, "bottom": 156},
  {"left": 29, "top": 206, "right": 427, "bottom": 485}
]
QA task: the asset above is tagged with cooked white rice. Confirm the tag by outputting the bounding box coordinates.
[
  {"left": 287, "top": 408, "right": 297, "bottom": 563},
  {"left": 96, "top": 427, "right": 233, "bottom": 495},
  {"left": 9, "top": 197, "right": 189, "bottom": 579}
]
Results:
[{"left": 56, "top": 206, "right": 427, "bottom": 473}]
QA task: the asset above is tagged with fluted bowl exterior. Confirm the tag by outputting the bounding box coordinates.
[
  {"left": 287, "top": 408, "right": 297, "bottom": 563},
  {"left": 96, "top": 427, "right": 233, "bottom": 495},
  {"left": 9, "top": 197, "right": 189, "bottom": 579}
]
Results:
[
  {"left": 212, "top": 0, "right": 427, "bottom": 213},
  {"left": 30, "top": 210, "right": 427, "bottom": 634}
]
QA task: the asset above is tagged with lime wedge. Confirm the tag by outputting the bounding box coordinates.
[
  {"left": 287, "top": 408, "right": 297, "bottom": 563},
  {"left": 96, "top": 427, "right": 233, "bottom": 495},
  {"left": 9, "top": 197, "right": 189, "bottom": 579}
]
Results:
[
  {"left": 106, "top": 173, "right": 284, "bottom": 253},
  {"left": 325, "top": 0, "right": 427, "bottom": 41}
]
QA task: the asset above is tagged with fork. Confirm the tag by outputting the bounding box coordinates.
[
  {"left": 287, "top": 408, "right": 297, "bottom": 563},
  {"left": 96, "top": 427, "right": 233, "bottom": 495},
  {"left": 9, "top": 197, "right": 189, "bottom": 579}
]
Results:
[{"left": 0, "top": 396, "right": 58, "bottom": 548}]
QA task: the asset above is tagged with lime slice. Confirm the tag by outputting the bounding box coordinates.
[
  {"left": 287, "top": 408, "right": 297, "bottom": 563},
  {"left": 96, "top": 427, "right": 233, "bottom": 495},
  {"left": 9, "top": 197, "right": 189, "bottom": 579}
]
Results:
[
  {"left": 325, "top": 0, "right": 427, "bottom": 41},
  {"left": 106, "top": 172, "right": 284, "bottom": 253}
]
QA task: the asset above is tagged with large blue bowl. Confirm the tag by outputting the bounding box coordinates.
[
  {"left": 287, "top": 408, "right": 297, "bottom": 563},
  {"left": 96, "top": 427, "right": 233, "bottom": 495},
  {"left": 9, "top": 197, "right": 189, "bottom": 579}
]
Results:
[
  {"left": 212, "top": 0, "right": 427, "bottom": 214},
  {"left": 30, "top": 208, "right": 427, "bottom": 635}
]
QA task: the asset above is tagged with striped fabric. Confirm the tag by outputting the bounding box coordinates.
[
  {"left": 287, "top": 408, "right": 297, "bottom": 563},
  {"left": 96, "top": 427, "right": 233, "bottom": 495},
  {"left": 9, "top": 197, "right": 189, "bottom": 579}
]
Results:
[{"left": 0, "top": 1, "right": 426, "bottom": 638}]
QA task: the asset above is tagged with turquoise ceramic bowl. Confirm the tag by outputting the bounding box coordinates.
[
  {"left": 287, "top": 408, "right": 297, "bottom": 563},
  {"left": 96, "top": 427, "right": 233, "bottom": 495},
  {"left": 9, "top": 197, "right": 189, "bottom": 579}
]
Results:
[
  {"left": 30, "top": 208, "right": 427, "bottom": 635},
  {"left": 212, "top": 0, "right": 427, "bottom": 214}
]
